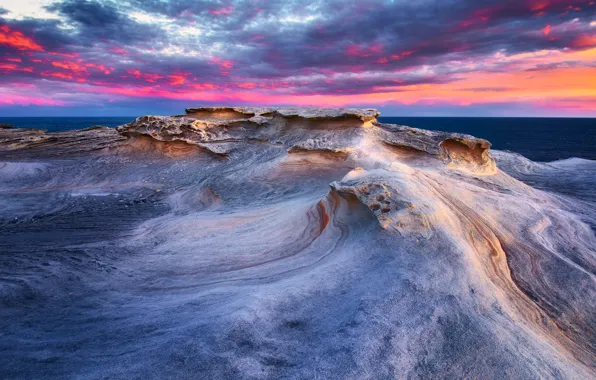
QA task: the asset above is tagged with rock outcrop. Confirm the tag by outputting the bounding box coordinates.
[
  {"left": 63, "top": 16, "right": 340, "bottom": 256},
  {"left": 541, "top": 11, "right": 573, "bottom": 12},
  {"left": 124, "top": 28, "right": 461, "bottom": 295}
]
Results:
[
  {"left": 0, "top": 125, "right": 126, "bottom": 157},
  {"left": 0, "top": 106, "right": 594, "bottom": 379},
  {"left": 114, "top": 107, "right": 495, "bottom": 174}
]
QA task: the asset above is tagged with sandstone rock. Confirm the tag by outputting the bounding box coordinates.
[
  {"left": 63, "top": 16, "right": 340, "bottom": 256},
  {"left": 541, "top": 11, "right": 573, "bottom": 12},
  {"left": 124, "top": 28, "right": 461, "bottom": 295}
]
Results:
[{"left": 0, "top": 106, "right": 593, "bottom": 379}]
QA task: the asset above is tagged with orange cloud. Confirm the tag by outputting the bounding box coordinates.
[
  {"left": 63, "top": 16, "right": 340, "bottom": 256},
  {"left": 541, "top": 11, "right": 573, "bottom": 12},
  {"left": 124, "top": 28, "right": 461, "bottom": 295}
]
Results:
[
  {"left": 237, "top": 82, "right": 256, "bottom": 89},
  {"left": 191, "top": 83, "right": 219, "bottom": 90},
  {"left": 0, "top": 63, "right": 17, "bottom": 71},
  {"left": 128, "top": 69, "right": 164, "bottom": 83},
  {"left": 0, "top": 61, "right": 35, "bottom": 74},
  {"left": 52, "top": 61, "right": 87, "bottom": 74},
  {"left": 48, "top": 51, "right": 78, "bottom": 58},
  {"left": 210, "top": 58, "right": 234, "bottom": 76},
  {"left": 41, "top": 71, "right": 73, "bottom": 79},
  {"left": 210, "top": 57, "right": 234, "bottom": 69},
  {"left": 572, "top": 35, "right": 596, "bottom": 48},
  {"left": 85, "top": 63, "right": 112, "bottom": 75},
  {"left": 79, "top": 47, "right": 595, "bottom": 116},
  {"left": 169, "top": 73, "right": 189, "bottom": 85},
  {"left": 0, "top": 25, "right": 44, "bottom": 51}
]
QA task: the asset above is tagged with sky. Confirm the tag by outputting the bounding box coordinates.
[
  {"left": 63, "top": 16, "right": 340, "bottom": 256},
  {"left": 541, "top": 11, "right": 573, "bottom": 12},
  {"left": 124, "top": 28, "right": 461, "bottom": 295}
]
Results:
[{"left": 0, "top": 0, "right": 594, "bottom": 117}]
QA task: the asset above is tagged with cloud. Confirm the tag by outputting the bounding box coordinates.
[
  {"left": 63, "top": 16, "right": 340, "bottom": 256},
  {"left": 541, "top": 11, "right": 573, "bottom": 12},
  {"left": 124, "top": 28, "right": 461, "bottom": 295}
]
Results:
[
  {"left": 0, "top": 0, "right": 593, "bottom": 116},
  {"left": 0, "top": 24, "right": 44, "bottom": 51},
  {"left": 44, "top": 0, "right": 162, "bottom": 43},
  {"left": 459, "top": 87, "right": 516, "bottom": 92},
  {"left": 46, "top": 0, "right": 122, "bottom": 27}
]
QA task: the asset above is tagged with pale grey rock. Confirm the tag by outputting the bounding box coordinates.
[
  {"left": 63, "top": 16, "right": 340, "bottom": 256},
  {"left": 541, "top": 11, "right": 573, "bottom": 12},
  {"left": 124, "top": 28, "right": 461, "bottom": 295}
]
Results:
[
  {"left": 185, "top": 106, "right": 380, "bottom": 122},
  {"left": 0, "top": 106, "right": 593, "bottom": 380},
  {"left": 375, "top": 122, "right": 496, "bottom": 172},
  {"left": 0, "top": 125, "right": 126, "bottom": 157}
]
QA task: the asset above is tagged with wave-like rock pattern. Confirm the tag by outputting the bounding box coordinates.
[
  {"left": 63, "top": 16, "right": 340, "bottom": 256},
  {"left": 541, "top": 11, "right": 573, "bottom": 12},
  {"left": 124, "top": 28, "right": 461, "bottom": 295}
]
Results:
[
  {"left": 0, "top": 107, "right": 594, "bottom": 379},
  {"left": 0, "top": 126, "right": 127, "bottom": 157}
]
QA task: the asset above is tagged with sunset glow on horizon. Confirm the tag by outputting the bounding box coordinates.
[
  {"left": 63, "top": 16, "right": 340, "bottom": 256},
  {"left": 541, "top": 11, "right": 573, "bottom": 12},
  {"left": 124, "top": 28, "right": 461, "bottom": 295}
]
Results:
[{"left": 0, "top": 0, "right": 595, "bottom": 116}]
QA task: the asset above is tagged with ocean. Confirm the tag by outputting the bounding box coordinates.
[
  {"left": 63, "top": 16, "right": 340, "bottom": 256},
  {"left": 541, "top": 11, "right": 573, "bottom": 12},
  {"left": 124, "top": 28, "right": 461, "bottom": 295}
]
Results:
[
  {"left": 0, "top": 116, "right": 594, "bottom": 162},
  {"left": 0, "top": 117, "right": 135, "bottom": 131},
  {"left": 1, "top": 111, "right": 595, "bottom": 379},
  {"left": 379, "top": 117, "right": 595, "bottom": 162}
]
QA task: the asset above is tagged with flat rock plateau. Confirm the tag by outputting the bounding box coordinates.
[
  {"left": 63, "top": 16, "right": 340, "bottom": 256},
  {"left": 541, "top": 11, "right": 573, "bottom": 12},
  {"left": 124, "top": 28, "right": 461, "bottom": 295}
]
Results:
[{"left": 0, "top": 107, "right": 595, "bottom": 379}]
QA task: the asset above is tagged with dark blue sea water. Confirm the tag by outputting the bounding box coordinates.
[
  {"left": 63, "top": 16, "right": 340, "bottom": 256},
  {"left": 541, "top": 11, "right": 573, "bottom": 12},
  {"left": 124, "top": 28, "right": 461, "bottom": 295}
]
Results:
[
  {"left": 0, "top": 116, "right": 594, "bottom": 162},
  {"left": 0, "top": 117, "right": 135, "bottom": 131},
  {"left": 379, "top": 117, "right": 595, "bottom": 162}
]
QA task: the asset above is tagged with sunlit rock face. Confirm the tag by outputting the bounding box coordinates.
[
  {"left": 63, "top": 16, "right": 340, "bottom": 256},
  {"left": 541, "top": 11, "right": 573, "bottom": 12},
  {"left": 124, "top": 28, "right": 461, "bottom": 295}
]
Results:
[{"left": 0, "top": 107, "right": 594, "bottom": 379}]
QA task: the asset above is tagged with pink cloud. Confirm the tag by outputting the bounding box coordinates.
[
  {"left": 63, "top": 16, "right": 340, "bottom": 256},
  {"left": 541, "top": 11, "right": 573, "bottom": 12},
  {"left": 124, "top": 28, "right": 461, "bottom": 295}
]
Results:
[
  {"left": 169, "top": 72, "right": 189, "bottom": 85},
  {"left": 210, "top": 6, "right": 233, "bottom": 15},
  {"left": 0, "top": 94, "right": 64, "bottom": 106},
  {"left": 48, "top": 51, "right": 79, "bottom": 58},
  {"left": 109, "top": 47, "right": 129, "bottom": 56},
  {"left": 190, "top": 83, "right": 219, "bottom": 90},
  {"left": 127, "top": 69, "right": 164, "bottom": 83},
  {"left": 51, "top": 60, "right": 87, "bottom": 74},
  {"left": 237, "top": 82, "right": 256, "bottom": 89},
  {"left": 210, "top": 57, "right": 234, "bottom": 69},
  {"left": 85, "top": 63, "right": 112, "bottom": 75},
  {"left": 390, "top": 50, "right": 415, "bottom": 60},
  {"left": 345, "top": 43, "right": 383, "bottom": 57},
  {"left": 40, "top": 71, "right": 73, "bottom": 79}
]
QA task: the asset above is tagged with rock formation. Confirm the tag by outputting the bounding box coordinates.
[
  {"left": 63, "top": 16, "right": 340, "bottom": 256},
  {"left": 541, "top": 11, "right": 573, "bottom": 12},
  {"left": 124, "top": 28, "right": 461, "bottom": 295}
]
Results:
[{"left": 0, "top": 107, "right": 594, "bottom": 379}]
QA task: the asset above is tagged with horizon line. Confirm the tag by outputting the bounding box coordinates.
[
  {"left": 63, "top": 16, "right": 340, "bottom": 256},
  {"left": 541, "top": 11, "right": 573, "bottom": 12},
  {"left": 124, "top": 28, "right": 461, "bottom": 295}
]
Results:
[{"left": 1, "top": 115, "right": 595, "bottom": 119}]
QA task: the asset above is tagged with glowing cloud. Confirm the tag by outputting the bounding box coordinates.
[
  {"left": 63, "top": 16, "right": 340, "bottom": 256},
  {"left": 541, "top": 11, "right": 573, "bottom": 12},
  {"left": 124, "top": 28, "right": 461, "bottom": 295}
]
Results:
[
  {"left": 0, "top": 25, "right": 44, "bottom": 51},
  {"left": 210, "top": 6, "right": 233, "bottom": 15},
  {"left": 0, "top": 0, "right": 594, "bottom": 116}
]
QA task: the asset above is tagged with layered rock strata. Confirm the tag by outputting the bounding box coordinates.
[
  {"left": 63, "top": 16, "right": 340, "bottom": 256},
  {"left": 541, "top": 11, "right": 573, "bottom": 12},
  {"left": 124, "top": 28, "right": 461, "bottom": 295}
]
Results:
[{"left": 0, "top": 107, "right": 594, "bottom": 379}]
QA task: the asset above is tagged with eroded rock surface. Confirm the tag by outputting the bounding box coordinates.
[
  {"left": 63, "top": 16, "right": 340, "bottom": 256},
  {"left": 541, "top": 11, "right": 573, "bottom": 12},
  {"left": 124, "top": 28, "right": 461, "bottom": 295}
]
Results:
[
  {"left": 0, "top": 125, "right": 127, "bottom": 158},
  {"left": 0, "top": 106, "right": 594, "bottom": 379}
]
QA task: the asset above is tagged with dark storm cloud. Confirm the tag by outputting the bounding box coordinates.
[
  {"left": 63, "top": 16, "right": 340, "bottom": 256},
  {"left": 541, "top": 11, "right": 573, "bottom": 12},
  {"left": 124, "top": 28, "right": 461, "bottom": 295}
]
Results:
[
  {"left": 44, "top": 0, "right": 161, "bottom": 43},
  {"left": 126, "top": 0, "right": 226, "bottom": 17},
  {"left": 13, "top": 0, "right": 595, "bottom": 72},
  {"left": 46, "top": 0, "right": 121, "bottom": 27},
  {"left": 261, "top": 0, "right": 594, "bottom": 73},
  {"left": 131, "top": 0, "right": 592, "bottom": 84}
]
